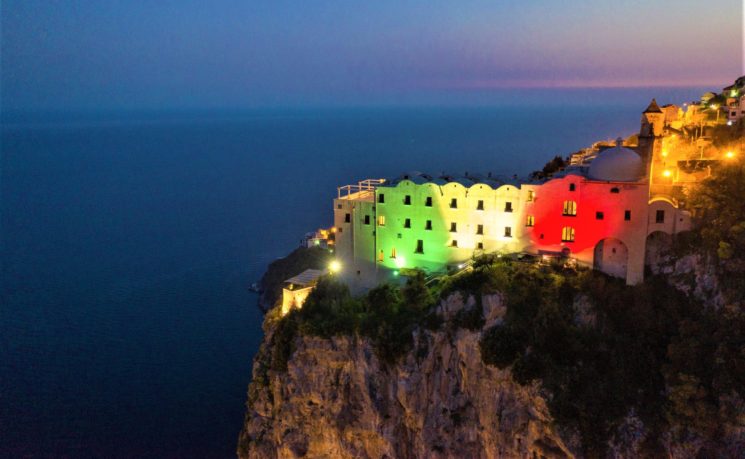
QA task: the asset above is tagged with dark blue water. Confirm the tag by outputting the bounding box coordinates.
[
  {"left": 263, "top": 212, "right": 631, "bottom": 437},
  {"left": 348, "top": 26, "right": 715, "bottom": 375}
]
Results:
[{"left": 1, "top": 88, "right": 704, "bottom": 457}]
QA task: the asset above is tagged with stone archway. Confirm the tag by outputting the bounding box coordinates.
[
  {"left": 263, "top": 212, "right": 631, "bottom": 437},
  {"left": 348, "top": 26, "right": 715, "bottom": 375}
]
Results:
[
  {"left": 645, "top": 231, "right": 673, "bottom": 273},
  {"left": 594, "top": 238, "right": 629, "bottom": 280}
]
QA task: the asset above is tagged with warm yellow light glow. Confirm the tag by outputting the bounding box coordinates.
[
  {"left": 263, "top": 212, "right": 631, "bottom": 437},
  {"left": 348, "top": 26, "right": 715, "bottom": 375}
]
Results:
[
  {"left": 329, "top": 260, "right": 342, "bottom": 273},
  {"left": 711, "top": 105, "right": 719, "bottom": 110},
  {"left": 662, "top": 169, "right": 672, "bottom": 178},
  {"left": 661, "top": 150, "right": 668, "bottom": 157},
  {"left": 394, "top": 256, "right": 406, "bottom": 269},
  {"left": 725, "top": 151, "right": 735, "bottom": 159}
]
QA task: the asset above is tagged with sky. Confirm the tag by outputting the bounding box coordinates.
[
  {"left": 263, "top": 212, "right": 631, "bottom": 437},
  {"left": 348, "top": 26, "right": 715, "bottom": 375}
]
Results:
[{"left": 1, "top": 0, "right": 743, "bottom": 111}]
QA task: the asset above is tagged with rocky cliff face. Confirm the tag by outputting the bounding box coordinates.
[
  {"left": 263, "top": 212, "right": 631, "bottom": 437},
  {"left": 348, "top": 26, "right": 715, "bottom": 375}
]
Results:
[{"left": 239, "top": 293, "right": 576, "bottom": 458}]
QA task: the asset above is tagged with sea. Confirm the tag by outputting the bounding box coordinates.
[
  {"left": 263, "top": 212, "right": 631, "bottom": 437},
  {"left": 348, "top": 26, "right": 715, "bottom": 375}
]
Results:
[{"left": 1, "top": 87, "right": 705, "bottom": 457}]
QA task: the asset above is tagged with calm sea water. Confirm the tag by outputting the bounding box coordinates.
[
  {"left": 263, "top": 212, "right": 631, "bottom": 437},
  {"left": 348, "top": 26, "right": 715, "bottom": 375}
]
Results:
[{"left": 1, "top": 88, "right": 704, "bottom": 457}]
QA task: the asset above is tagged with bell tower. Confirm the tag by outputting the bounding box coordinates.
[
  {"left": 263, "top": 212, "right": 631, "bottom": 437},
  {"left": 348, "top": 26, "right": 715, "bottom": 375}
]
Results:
[{"left": 638, "top": 98, "right": 664, "bottom": 172}]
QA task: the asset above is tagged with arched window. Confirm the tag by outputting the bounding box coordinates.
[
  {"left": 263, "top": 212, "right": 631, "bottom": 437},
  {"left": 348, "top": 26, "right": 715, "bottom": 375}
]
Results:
[
  {"left": 390, "top": 248, "right": 397, "bottom": 259},
  {"left": 562, "top": 200, "right": 577, "bottom": 216},
  {"left": 526, "top": 215, "right": 535, "bottom": 227},
  {"left": 562, "top": 226, "right": 575, "bottom": 242}
]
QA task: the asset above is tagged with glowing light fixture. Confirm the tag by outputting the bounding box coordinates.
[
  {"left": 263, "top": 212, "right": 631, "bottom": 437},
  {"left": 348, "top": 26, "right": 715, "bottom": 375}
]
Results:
[
  {"left": 392, "top": 270, "right": 399, "bottom": 277},
  {"left": 661, "top": 150, "right": 668, "bottom": 157},
  {"left": 394, "top": 256, "right": 406, "bottom": 269},
  {"left": 725, "top": 151, "right": 735, "bottom": 159},
  {"left": 329, "top": 260, "right": 342, "bottom": 273},
  {"left": 662, "top": 169, "right": 672, "bottom": 178}
]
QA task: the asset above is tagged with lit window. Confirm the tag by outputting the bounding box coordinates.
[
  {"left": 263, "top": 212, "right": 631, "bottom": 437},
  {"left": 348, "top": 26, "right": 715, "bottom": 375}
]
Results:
[
  {"left": 425, "top": 220, "right": 432, "bottom": 230},
  {"left": 364, "top": 215, "right": 370, "bottom": 225},
  {"left": 450, "top": 198, "right": 458, "bottom": 209},
  {"left": 415, "top": 240, "right": 424, "bottom": 254},
  {"left": 345, "top": 213, "right": 351, "bottom": 223},
  {"left": 624, "top": 210, "right": 631, "bottom": 221},
  {"left": 477, "top": 200, "right": 484, "bottom": 210},
  {"left": 378, "top": 194, "right": 385, "bottom": 203},
  {"left": 476, "top": 224, "right": 484, "bottom": 235},
  {"left": 504, "top": 202, "right": 513, "bottom": 212},
  {"left": 527, "top": 190, "right": 535, "bottom": 202},
  {"left": 378, "top": 215, "right": 386, "bottom": 226},
  {"left": 425, "top": 196, "right": 432, "bottom": 207},
  {"left": 451, "top": 240, "right": 458, "bottom": 247},
  {"left": 526, "top": 215, "right": 534, "bottom": 227},
  {"left": 563, "top": 201, "right": 577, "bottom": 216},
  {"left": 404, "top": 195, "right": 411, "bottom": 205},
  {"left": 656, "top": 210, "right": 665, "bottom": 223},
  {"left": 390, "top": 248, "right": 397, "bottom": 258},
  {"left": 450, "top": 222, "right": 457, "bottom": 232},
  {"left": 378, "top": 250, "right": 384, "bottom": 262},
  {"left": 404, "top": 218, "right": 411, "bottom": 228},
  {"left": 561, "top": 226, "right": 575, "bottom": 242},
  {"left": 596, "top": 211, "right": 604, "bottom": 220},
  {"left": 504, "top": 227, "right": 512, "bottom": 237}
]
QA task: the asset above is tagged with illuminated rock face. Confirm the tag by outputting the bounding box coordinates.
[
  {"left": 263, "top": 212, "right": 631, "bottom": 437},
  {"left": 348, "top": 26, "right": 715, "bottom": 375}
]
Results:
[
  {"left": 333, "top": 171, "right": 690, "bottom": 286},
  {"left": 238, "top": 293, "right": 577, "bottom": 459}
]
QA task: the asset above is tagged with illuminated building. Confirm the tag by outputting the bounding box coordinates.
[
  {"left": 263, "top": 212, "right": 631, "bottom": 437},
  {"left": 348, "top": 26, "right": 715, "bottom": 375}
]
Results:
[{"left": 332, "top": 106, "right": 697, "bottom": 288}]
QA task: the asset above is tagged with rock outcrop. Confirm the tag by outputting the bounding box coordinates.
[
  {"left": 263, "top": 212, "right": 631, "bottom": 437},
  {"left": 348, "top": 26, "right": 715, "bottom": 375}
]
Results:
[{"left": 239, "top": 293, "right": 575, "bottom": 458}]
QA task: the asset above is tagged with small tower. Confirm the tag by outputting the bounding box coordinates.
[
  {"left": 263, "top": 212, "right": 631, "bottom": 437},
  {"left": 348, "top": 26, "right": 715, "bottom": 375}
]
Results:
[
  {"left": 640, "top": 98, "right": 664, "bottom": 137},
  {"left": 638, "top": 99, "right": 664, "bottom": 171}
]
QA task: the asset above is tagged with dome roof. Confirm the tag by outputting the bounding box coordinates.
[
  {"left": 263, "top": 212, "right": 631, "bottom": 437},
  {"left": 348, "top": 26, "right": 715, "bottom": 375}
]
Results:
[{"left": 588, "top": 144, "right": 644, "bottom": 182}]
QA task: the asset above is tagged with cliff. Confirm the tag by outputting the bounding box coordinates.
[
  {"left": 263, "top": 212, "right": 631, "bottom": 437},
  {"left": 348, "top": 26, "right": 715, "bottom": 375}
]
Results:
[
  {"left": 239, "top": 292, "right": 577, "bottom": 458},
  {"left": 239, "top": 160, "right": 745, "bottom": 458}
]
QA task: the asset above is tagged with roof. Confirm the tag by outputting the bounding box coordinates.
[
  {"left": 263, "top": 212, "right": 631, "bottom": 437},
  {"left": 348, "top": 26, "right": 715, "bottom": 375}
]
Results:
[
  {"left": 643, "top": 98, "right": 663, "bottom": 114},
  {"left": 587, "top": 145, "right": 644, "bottom": 182},
  {"left": 284, "top": 269, "right": 325, "bottom": 287}
]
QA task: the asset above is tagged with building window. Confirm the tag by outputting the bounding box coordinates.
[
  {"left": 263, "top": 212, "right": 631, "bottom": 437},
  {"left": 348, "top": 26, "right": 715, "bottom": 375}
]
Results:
[
  {"left": 569, "top": 183, "right": 576, "bottom": 191},
  {"left": 656, "top": 210, "right": 665, "bottom": 223},
  {"left": 337, "top": 204, "right": 342, "bottom": 209},
  {"left": 404, "top": 218, "right": 411, "bottom": 228},
  {"left": 378, "top": 250, "right": 384, "bottom": 262},
  {"left": 378, "top": 194, "right": 385, "bottom": 203},
  {"left": 563, "top": 200, "right": 577, "bottom": 216},
  {"left": 561, "top": 226, "right": 575, "bottom": 242},
  {"left": 596, "top": 211, "right": 604, "bottom": 220},
  {"left": 611, "top": 187, "right": 620, "bottom": 194},
  {"left": 526, "top": 215, "right": 534, "bottom": 227},
  {"left": 404, "top": 195, "right": 411, "bottom": 205},
  {"left": 364, "top": 215, "right": 371, "bottom": 225},
  {"left": 451, "top": 240, "right": 458, "bottom": 247},
  {"left": 476, "top": 224, "right": 484, "bottom": 235},
  {"left": 344, "top": 213, "right": 351, "bottom": 223},
  {"left": 425, "top": 196, "right": 432, "bottom": 207},
  {"left": 527, "top": 190, "right": 535, "bottom": 202},
  {"left": 450, "top": 222, "right": 457, "bottom": 232},
  {"left": 624, "top": 210, "right": 631, "bottom": 221},
  {"left": 337, "top": 227, "right": 343, "bottom": 233},
  {"left": 477, "top": 242, "right": 484, "bottom": 250},
  {"left": 378, "top": 215, "right": 386, "bottom": 226},
  {"left": 425, "top": 220, "right": 432, "bottom": 230},
  {"left": 450, "top": 198, "right": 458, "bottom": 209},
  {"left": 390, "top": 248, "right": 397, "bottom": 258},
  {"left": 477, "top": 200, "right": 484, "bottom": 210},
  {"left": 415, "top": 240, "right": 424, "bottom": 254},
  {"left": 504, "top": 226, "right": 512, "bottom": 237},
  {"left": 504, "top": 202, "right": 513, "bottom": 212}
]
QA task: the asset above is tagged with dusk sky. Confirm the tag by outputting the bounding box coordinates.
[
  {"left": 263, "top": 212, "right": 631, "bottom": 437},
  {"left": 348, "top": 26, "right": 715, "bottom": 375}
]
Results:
[{"left": 2, "top": 0, "right": 743, "bottom": 111}]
